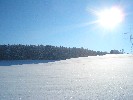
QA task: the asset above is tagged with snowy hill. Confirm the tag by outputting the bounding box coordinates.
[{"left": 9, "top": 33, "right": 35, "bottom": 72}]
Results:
[{"left": 0, "top": 54, "right": 133, "bottom": 100}]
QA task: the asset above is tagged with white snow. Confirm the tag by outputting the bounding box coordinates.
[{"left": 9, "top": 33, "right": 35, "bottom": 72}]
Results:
[{"left": 0, "top": 54, "right": 133, "bottom": 100}]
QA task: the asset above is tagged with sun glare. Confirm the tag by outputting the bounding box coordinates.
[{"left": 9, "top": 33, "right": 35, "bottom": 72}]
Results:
[{"left": 97, "top": 6, "right": 124, "bottom": 29}]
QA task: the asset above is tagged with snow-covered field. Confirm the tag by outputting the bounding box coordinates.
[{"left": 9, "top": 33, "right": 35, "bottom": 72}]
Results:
[{"left": 0, "top": 54, "right": 133, "bottom": 100}]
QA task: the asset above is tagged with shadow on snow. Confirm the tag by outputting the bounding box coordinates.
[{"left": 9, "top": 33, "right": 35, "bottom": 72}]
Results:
[{"left": 0, "top": 60, "right": 59, "bottom": 66}]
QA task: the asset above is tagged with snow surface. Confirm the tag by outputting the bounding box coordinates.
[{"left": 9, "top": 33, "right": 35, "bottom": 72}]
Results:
[{"left": 0, "top": 54, "right": 133, "bottom": 100}]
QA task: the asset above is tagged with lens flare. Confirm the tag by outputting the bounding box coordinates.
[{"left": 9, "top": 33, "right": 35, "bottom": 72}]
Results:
[{"left": 97, "top": 6, "right": 124, "bottom": 29}]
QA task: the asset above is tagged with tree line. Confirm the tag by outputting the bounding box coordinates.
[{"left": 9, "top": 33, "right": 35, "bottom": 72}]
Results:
[{"left": 0, "top": 44, "right": 108, "bottom": 60}]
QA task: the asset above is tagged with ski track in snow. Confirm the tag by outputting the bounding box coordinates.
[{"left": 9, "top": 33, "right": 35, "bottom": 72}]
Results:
[{"left": 0, "top": 54, "right": 133, "bottom": 100}]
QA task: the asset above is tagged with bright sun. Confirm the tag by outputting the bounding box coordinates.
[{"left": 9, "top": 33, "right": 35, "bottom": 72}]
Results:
[{"left": 97, "top": 6, "right": 124, "bottom": 29}]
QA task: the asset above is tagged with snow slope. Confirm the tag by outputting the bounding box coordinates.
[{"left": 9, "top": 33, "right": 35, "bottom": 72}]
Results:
[{"left": 0, "top": 54, "right": 133, "bottom": 100}]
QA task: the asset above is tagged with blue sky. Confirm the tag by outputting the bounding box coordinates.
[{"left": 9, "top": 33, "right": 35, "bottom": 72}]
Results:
[{"left": 0, "top": 0, "right": 133, "bottom": 53}]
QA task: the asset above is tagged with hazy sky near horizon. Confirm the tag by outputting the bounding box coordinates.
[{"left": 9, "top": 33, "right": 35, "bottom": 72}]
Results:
[{"left": 0, "top": 0, "right": 133, "bottom": 53}]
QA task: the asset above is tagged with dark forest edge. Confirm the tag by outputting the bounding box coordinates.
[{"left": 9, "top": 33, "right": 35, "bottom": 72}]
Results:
[{"left": 0, "top": 44, "right": 123, "bottom": 60}]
